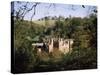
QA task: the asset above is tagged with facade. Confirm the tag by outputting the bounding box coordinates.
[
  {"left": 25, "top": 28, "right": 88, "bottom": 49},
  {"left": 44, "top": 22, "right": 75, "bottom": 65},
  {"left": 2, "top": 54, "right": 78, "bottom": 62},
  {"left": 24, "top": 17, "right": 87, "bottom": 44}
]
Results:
[{"left": 48, "top": 38, "right": 74, "bottom": 54}]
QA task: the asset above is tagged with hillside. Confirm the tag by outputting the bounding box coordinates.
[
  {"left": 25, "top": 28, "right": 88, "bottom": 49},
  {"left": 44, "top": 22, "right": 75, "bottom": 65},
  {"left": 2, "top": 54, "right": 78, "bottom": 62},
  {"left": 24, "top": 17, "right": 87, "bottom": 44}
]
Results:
[{"left": 33, "top": 20, "right": 56, "bottom": 26}]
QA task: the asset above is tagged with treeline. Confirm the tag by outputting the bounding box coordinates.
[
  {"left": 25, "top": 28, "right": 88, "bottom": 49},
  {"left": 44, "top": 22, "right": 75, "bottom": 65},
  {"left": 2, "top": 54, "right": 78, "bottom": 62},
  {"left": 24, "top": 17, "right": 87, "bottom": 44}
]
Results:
[
  {"left": 13, "top": 13, "right": 97, "bottom": 73},
  {"left": 37, "top": 16, "right": 65, "bottom": 21}
]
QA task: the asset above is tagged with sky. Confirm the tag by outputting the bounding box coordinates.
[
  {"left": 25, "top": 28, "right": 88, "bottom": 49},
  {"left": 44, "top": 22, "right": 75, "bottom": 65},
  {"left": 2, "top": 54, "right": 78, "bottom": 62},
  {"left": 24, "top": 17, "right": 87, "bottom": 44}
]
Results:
[{"left": 12, "top": 1, "right": 96, "bottom": 20}]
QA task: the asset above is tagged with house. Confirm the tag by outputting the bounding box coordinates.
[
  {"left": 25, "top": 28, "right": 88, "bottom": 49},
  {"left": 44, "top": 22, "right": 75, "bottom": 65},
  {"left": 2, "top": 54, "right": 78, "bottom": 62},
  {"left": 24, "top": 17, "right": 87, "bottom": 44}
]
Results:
[
  {"left": 32, "top": 37, "right": 74, "bottom": 54},
  {"left": 48, "top": 38, "right": 74, "bottom": 54}
]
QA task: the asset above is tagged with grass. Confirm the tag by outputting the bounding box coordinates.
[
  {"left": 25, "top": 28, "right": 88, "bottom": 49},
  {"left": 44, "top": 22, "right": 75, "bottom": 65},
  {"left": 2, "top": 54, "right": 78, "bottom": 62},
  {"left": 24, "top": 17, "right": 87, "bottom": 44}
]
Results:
[
  {"left": 37, "top": 49, "right": 64, "bottom": 62},
  {"left": 33, "top": 20, "right": 56, "bottom": 26}
]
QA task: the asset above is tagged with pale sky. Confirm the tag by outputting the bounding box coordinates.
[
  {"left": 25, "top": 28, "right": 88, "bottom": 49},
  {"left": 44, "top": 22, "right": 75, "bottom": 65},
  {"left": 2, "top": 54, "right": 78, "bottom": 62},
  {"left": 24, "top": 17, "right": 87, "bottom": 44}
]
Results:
[{"left": 12, "top": 1, "right": 96, "bottom": 20}]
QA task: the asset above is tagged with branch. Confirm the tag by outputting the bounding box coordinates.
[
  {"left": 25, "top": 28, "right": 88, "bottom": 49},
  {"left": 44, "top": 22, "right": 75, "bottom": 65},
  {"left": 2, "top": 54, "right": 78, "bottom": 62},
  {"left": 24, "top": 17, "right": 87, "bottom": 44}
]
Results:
[{"left": 30, "top": 3, "right": 40, "bottom": 21}]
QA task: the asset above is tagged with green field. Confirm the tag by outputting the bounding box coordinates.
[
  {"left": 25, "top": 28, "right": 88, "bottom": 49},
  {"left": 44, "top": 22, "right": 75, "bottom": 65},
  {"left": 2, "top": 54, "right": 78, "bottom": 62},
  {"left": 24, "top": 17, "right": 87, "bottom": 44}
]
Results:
[{"left": 33, "top": 20, "right": 56, "bottom": 26}]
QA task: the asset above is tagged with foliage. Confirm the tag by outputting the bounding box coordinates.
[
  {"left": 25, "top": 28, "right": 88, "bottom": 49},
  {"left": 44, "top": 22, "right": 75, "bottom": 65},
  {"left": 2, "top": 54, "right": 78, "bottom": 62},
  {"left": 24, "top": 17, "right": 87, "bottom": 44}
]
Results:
[{"left": 13, "top": 13, "right": 97, "bottom": 73}]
